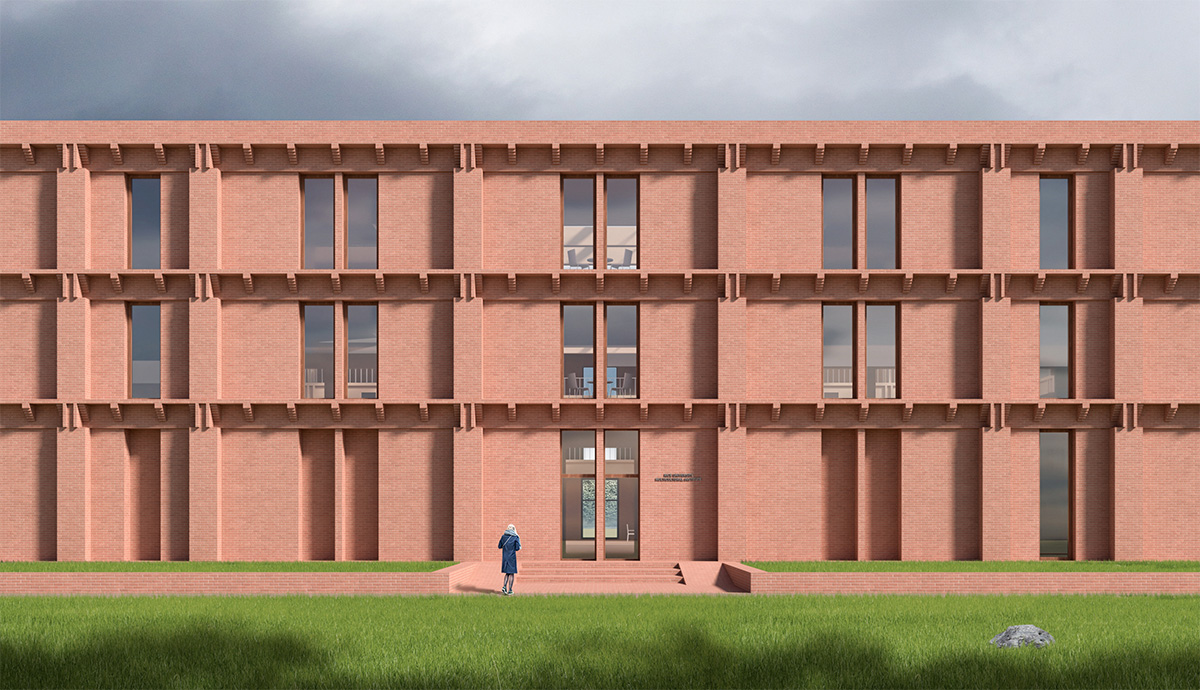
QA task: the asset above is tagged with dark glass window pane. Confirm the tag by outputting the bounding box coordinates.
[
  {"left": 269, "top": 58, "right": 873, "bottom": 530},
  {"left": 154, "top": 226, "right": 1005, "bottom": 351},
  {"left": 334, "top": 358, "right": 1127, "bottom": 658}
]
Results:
[
  {"left": 562, "top": 430, "right": 596, "bottom": 474},
  {"left": 346, "top": 305, "right": 377, "bottom": 399},
  {"left": 563, "top": 305, "right": 595, "bottom": 398},
  {"left": 130, "top": 178, "right": 160, "bottom": 269},
  {"left": 823, "top": 305, "right": 854, "bottom": 398},
  {"left": 866, "top": 304, "right": 897, "bottom": 398},
  {"left": 346, "top": 178, "right": 377, "bottom": 270},
  {"left": 607, "top": 178, "right": 638, "bottom": 269},
  {"left": 1040, "top": 432, "right": 1070, "bottom": 557},
  {"left": 130, "top": 304, "right": 160, "bottom": 398},
  {"left": 606, "top": 305, "right": 637, "bottom": 398},
  {"left": 823, "top": 178, "right": 854, "bottom": 269},
  {"left": 304, "top": 304, "right": 335, "bottom": 399},
  {"left": 563, "top": 178, "right": 595, "bottom": 269},
  {"left": 1040, "top": 304, "right": 1070, "bottom": 399},
  {"left": 866, "top": 178, "right": 896, "bottom": 269},
  {"left": 1040, "top": 178, "right": 1070, "bottom": 269},
  {"left": 304, "top": 178, "right": 335, "bottom": 269}
]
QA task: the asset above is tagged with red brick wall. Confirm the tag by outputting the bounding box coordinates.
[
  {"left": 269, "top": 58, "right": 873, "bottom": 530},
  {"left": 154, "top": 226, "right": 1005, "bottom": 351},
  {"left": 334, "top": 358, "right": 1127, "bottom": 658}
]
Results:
[
  {"left": 378, "top": 301, "right": 453, "bottom": 399},
  {"left": 0, "top": 430, "right": 56, "bottom": 560},
  {"left": 1009, "top": 431, "right": 1040, "bottom": 561},
  {"left": 1009, "top": 173, "right": 1040, "bottom": 271},
  {"left": 379, "top": 429, "right": 453, "bottom": 561},
  {"left": 901, "top": 429, "right": 981, "bottom": 560},
  {"left": 379, "top": 172, "right": 453, "bottom": 270},
  {"left": 641, "top": 429, "right": 718, "bottom": 561},
  {"left": 89, "top": 301, "right": 126, "bottom": 399},
  {"left": 299, "top": 429, "right": 334, "bottom": 561},
  {"left": 221, "top": 173, "right": 300, "bottom": 270},
  {"left": 89, "top": 429, "right": 127, "bottom": 560},
  {"left": 1075, "top": 300, "right": 1112, "bottom": 400},
  {"left": 864, "top": 429, "right": 901, "bottom": 560},
  {"left": 482, "top": 173, "right": 560, "bottom": 271},
  {"left": 161, "top": 300, "right": 189, "bottom": 399},
  {"left": 89, "top": 173, "right": 126, "bottom": 270},
  {"left": 1074, "top": 429, "right": 1112, "bottom": 560},
  {"left": 745, "top": 173, "right": 821, "bottom": 271},
  {"left": 745, "top": 429, "right": 824, "bottom": 560},
  {"left": 641, "top": 173, "right": 718, "bottom": 270},
  {"left": 820, "top": 429, "right": 858, "bottom": 560},
  {"left": 221, "top": 302, "right": 299, "bottom": 399},
  {"left": 161, "top": 172, "right": 190, "bottom": 269},
  {"left": 1075, "top": 172, "right": 1112, "bottom": 269},
  {"left": 161, "top": 428, "right": 189, "bottom": 561},
  {"left": 746, "top": 301, "right": 822, "bottom": 399},
  {"left": 640, "top": 301, "right": 718, "bottom": 399},
  {"left": 1142, "top": 303, "right": 1200, "bottom": 399},
  {"left": 900, "top": 301, "right": 981, "bottom": 399},
  {"left": 222, "top": 430, "right": 301, "bottom": 561},
  {"left": 1142, "top": 430, "right": 1200, "bottom": 559},
  {"left": 0, "top": 300, "right": 56, "bottom": 399},
  {"left": 481, "top": 429, "right": 559, "bottom": 562},
  {"left": 0, "top": 172, "right": 56, "bottom": 269},
  {"left": 1143, "top": 173, "right": 1200, "bottom": 270},
  {"left": 126, "top": 429, "right": 161, "bottom": 561},
  {"left": 901, "top": 173, "right": 980, "bottom": 269},
  {"left": 344, "top": 429, "right": 379, "bottom": 560}
]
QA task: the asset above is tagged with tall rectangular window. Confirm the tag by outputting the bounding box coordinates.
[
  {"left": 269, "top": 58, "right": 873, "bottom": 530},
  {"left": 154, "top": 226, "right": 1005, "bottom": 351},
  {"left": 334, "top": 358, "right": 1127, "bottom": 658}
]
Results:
[
  {"left": 866, "top": 304, "right": 897, "bottom": 398},
  {"left": 563, "top": 177, "right": 595, "bottom": 269},
  {"left": 603, "top": 430, "right": 639, "bottom": 560},
  {"left": 130, "top": 304, "right": 160, "bottom": 398},
  {"left": 866, "top": 178, "right": 897, "bottom": 269},
  {"left": 130, "top": 177, "right": 160, "bottom": 269},
  {"left": 563, "top": 304, "right": 594, "bottom": 398},
  {"left": 346, "top": 177, "right": 378, "bottom": 270},
  {"left": 346, "top": 304, "right": 377, "bottom": 399},
  {"left": 303, "top": 177, "right": 335, "bottom": 269},
  {"left": 1040, "top": 431, "right": 1071, "bottom": 558},
  {"left": 1040, "top": 177, "right": 1070, "bottom": 269},
  {"left": 606, "top": 177, "right": 638, "bottom": 269},
  {"left": 303, "top": 304, "right": 335, "bottom": 399},
  {"left": 606, "top": 304, "right": 638, "bottom": 398},
  {"left": 823, "top": 177, "right": 854, "bottom": 269},
  {"left": 1040, "top": 304, "right": 1070, "bottom": 399},
  {"left": 823, "top": 304, "right": 854, "bottom": 398},
  {"left": 562, "top": 430, "right": 597, "bottom": 560}
]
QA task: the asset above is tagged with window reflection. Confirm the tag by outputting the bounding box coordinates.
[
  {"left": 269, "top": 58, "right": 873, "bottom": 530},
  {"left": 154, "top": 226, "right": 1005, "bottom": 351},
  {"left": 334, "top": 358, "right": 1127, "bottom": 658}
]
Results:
[
  {"left": 606, "top": 178, "right": 638, "bottom": 269},
  {"left": 1040, "top": 304, "right": 1070, "bottom": 399},
  {"left": 866, "top": 178, "right": 897, "bottom": 269},
  {"left": 304, "top": 178, "right": 334, "bottom": 269},
  {"left": 346, "top": 304, "right": 377, "bottom": 399},
  {"left": 1040, "top": 178, "right": 1070, "bottom": 270},
  {"left": 130, "top": 178, "right": 160, "bottom": 270},
  {"left": 562, "top": 431, "right": 597, "bottom": 560},
  {"left": 563, "top": 178, "right": 595, "bottom": 269},
  {"left": 1040, "top": 431, "right": 1070, "bottom": 558},
  {"left": 606, "top": 305, "right": 638, "bottom": 398},
  {"left": 346, "top": 178, "right": 377, "bottom": 270},
  {"left": 303, "top": 304, "right": 334, "bottom": 399},
  {"left": 823, "top": 305, "right": 854, "bottom": 398},
  {"left": 130, "top": 304, "right": 160, "bottom": 398},
  {"left": 823, "top": 178, "right": 854, "bottom": 269},
  {"left": 563, "top": 305, "right": 595, "bottom": 398},
  {"left": 866, "top": 304, "right": 897, "bottom": 398}
]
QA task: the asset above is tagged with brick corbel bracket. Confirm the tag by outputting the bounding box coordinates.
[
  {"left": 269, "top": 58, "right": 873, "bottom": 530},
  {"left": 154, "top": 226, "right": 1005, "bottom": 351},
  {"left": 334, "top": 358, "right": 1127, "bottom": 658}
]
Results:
[
  {"left": 594, "top": 144, "right": 603, "bottom": 166},
  {"left": 945, "top": 143, "right": 957, "bottom": 165},
  {"left": 1077, "top": 143, "right": 1090, "bottom": 165},
  {"left": 375, "top": 143, "right": 385, "bottom": 165},
  {"left": 154, "top": 403, "right": 166, "bottom": 423},
  {"left": 903, "top": 403, "right": 914, "bottom": 422},
  {"left": 22, "top": 273, "right": 35, "bottom": 293},
  {"left": 641, "top": 404, "right": 650, "bottom": 422},
  {"left": 110, "top": 403, "right": 122, "bottom": 422},
  {"left": 77, "top": 144, "right": 90, "bottom": 166},
  {"left": 683, "top": 403, "right": 693, "bottom": 422},
  {"left": 814, "top": 403, "right": 825, "bottom": 423},
  {"left": 154, "top": 143, "right": 166, "bottom": 166},
  {"left": 946, "top": 403, "right": 958, "bottom": 423},
  {"left": 242, "top": 273, "right": 254, "bottom": 294},
  {"left": 640, "top": 144, "right": 649, "bottom": 166},
  {"left": 682, "top": 273, "right": 692, "bottom": 294},
  {"left": 1034, "top": 403, "right": 1046, "bottom": 422},
  {"left": 154, "top": 272, "right": 166, "bottom": 293},
  {"left": 110, "top": 143, "right": 123, "bottom": 165},
  {"left": 287, "top": 403, "right": 298, "bottom": 422},
  {"left": 419, "top": 403, "right": 429, "bottom": 422},
  {"left": 287, "top": 143, "right": 298, "bottom": 165},
  {"left": 596, "top": 404, "right": 605, "bottom": 422},
  {"left": 1033, "top": 143, "right": 1046, "bottom": 166},
  {"left": 815, "top": 143, "right": 825, "bottom": 165},
  {"left": 22, "top": 143, "right": 35, "bottom": 164},
  {"left": 683, "top": 143, "right": 693, "bottom": 166},
  {"left": 771, "top": 403, "right": 781, "bottom": 422},
  {"left": 858, "top": 143, "right": 869, "bottom": 166},
  {"left": 419, "top": 143, "right": 429, "bottom": 165},
  {"left": 771, "top": 143, "right": 781, "bottom": 165},
  {"left": 331, "top": 143, "right": 341, "bottom": 165},
  {"left": 1165, "top": 144, "right": 1178, "bottom": 165},
  {"left": 551, "top": 403, "right": 561, "bottom": 422},
  {"left": 1165, "top": 403, "right": 1179, "bottom": 422},
  {"left": 22, "top": 402, "right": 35, "bottom": 423},
  {"left": 208, "top": 144, "right": 220, "bottom": 167},
  {"left": 376, "top": 402, "right": 386, "bottom": 422},
  {"left": 551, "top": 143, "right": 561, "bottom": 165},
  {"left": 902, "top": 143, "right": 913, "bottom": 165},
  {"left": 330, "top": 402, "right": 341, "bottom": 422},
  {"left": 242, "top": 144, "right": 254, "bottom": 165},
  {"left": 507, "top": 403, "right": 517, "bottom": 422},
  {"left": 242, "top": 403, "right": 253, "bottom": 422},
  {"left": 109, "top": 273, "right": 123, "bottom": 294}
]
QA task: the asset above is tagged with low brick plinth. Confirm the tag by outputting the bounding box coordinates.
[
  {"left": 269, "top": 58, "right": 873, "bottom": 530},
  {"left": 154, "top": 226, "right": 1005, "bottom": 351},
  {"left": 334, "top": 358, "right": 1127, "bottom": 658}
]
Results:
[
  {"left": 0, "top": 562, "right": 478, "bottom": 596},
  {"left": 723, "top": 563, "right": 1200, "bottom": 594}
]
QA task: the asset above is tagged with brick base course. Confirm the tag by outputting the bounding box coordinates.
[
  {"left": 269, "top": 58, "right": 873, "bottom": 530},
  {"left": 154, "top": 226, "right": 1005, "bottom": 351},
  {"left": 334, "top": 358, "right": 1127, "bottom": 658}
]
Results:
[{"left": 723, "top": 563, "right": 1200, "bottom": 595}]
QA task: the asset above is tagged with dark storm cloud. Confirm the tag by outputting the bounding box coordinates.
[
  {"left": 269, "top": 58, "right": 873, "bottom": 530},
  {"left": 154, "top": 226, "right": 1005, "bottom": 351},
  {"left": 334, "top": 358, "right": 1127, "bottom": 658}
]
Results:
[{"left": 1, "top": 0, "right": 1196, "bottom": 120}]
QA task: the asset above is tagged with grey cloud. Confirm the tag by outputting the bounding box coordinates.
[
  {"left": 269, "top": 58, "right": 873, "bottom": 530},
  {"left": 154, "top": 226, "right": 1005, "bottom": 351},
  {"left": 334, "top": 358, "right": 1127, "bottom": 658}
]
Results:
[{"left": 2, "top": 0, "right": 1196, "bottom": 120}]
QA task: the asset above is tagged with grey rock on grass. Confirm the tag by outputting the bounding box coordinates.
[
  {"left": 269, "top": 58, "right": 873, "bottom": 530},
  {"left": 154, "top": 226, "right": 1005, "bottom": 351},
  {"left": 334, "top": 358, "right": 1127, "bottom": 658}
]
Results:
[{"left": 991, "top": 625, "right": 1055, "bottom": 648}]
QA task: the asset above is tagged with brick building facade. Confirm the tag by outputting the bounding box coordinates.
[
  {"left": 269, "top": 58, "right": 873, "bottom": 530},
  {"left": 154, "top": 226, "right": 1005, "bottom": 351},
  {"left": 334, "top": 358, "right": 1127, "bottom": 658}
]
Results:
[{"left": 1, "top": 121, "right": 1197, "bottom": 564}]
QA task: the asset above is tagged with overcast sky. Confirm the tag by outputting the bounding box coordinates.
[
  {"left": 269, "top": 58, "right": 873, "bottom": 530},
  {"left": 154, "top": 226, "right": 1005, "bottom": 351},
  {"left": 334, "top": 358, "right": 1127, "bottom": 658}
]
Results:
[{"left": 2, "top": 0, "right": 1197, "bottom": 120}]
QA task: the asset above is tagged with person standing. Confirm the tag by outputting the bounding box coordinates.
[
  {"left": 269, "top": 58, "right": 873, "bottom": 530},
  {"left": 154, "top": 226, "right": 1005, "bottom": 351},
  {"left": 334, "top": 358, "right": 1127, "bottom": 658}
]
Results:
[{"left": 498, "top": 524, "right": 521, "bottom": 595}]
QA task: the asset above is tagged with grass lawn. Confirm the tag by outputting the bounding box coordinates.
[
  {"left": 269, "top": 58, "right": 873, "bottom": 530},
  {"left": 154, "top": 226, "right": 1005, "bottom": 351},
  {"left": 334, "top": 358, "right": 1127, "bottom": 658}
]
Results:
[
  {"left": 747, "top": 560, "right": 1200, "bottom": 572},
  {"left": 1, "top": 595, "right": 1197, "bottom": 688},
  {"left": 0, "top": 561, "right": 455, "bottom": 573}
]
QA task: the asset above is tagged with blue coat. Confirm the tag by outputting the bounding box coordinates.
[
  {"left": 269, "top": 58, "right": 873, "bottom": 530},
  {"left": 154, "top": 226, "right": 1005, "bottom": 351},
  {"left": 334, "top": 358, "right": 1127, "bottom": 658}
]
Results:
[{"left": 498, "top": 532, "right": 521, "bottom": 573}]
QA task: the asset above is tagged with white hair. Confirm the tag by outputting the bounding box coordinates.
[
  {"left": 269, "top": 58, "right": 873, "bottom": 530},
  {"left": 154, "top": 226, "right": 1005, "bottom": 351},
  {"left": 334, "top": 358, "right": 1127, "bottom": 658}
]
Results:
[{"left": 507, "top": 524, "right": 515, "bottom": 531}]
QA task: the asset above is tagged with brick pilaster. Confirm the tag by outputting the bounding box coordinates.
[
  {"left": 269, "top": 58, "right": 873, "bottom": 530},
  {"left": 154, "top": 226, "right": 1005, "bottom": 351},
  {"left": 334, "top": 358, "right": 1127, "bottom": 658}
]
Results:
[
  {"left": 452, "top": 425, "right": 483, "bottom": 561},
  {"left": 716, "top": 424, "right": 746, "bottom": 561},
  {"left": 188, "top": 422, "right": 221, "bottom": 561},
  {"left": 56, "top": 425, "right": 90, "bottom": 560},
  {"left": 981, "top": 423, "right": 1012, "bottom": 560}
]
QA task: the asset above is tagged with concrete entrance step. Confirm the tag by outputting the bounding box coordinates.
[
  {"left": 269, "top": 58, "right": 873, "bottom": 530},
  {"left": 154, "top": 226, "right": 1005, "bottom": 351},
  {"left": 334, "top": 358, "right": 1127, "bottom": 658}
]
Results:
[{"left": 514, "top": 562, "right": 684, "bottom": 585}]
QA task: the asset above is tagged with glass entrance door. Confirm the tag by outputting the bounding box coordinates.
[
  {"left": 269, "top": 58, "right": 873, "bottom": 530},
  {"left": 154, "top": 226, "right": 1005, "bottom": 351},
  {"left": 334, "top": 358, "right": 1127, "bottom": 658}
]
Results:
[
  {"left": 562, "top": 431, "right": 596, "bottom": 559},
  {"left": 604, "top": 431, "right": 639, "bottom": 560}
]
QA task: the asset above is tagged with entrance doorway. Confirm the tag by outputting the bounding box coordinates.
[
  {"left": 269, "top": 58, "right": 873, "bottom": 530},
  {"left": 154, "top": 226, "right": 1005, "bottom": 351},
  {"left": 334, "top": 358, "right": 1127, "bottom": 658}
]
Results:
[{"left": 561, "top": 430, "right": 640, "bottom": 560}]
